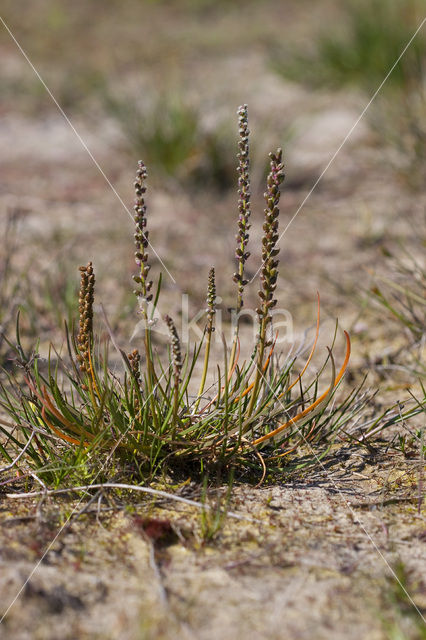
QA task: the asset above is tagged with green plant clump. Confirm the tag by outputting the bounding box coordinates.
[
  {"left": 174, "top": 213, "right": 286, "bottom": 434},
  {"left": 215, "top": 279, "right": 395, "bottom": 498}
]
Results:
[
  {"left": 371, "top": 244, "right": 426, "bottom": 423},
  {"left": 0, "top": 105, "right": 358, "bottom": 487},
  {"left": 272, "top": 0, "right": 426, "bottom": 184},
  {"left": 273, "top": 0, "right": 426, "bottom": 91},
  {"left": 105, "top": 92, "right": 235, "bottom": 190}
]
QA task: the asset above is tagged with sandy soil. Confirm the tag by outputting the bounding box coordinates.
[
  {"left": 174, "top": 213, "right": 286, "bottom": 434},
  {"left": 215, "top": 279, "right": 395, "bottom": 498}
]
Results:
[{"left": 1, "top": 446, "right": 425, "bottom": 640}]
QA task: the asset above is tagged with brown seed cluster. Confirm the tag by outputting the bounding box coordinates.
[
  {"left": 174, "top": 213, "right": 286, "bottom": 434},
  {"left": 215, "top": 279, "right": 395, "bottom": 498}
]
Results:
[
  {"left": 233, "top": 104, "right": 251, "bottom": 310},
  {"left": 257, "top": 149, "right": 285, "bottom": 325},
  {"left": 77, "top": 262, "right": 95, "bottom": 374},
  {"left": 206, "top": 267, "right": 216, "bottom": 331},
  {"left": 133, "top": 161, "right": 153, "bottom": 304},
  {"left": 128, "top": 348, "right": 142, "bottom": 413},
  {"left": 128, "top": 349, "right": 141, "bottom": 386},
  {"left": 165, "top": 315, "right": 182, "bottom": 380}
]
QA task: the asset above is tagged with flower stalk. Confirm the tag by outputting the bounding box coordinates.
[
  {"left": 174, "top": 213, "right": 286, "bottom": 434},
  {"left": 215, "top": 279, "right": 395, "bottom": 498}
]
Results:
[
  {"left": 128, "top": 348, "right": 142, "bottom": 415},
  {"left": 229, "top": 105, "right": 251, "bottom": 372},
  {"left": 132, "top": 161, "right": 160, "bottom": 429},
  {"left": 77, "top": 261, "right": 95, "bottom": 373},
  {"left": 165, "top": 315, "right": 182, "bottom": 433},
  {"left": 246, "top": 148, "right": 285, "bottom": 417},
  {"left": 76, "top": 262, "right": 98, "bottom": 399},
  {"left": 132, "top": 161, "right": 156, "bottom": 391},
  {"left": 195, "top": 267, "right": 216, "bottom": 413}
]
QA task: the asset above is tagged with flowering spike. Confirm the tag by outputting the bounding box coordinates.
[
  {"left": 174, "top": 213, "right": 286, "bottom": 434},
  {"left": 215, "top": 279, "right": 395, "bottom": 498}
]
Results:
[
  {"left": 165, "top": 315, "right": 182, "bottom": 380},
  {"left": 165, "top": 314, "right": 182, "bottom": 432},
  {"left": 206, "top": 267, "right": 216, "bottom": 331},
  {"left": 246, "top": 148, "right": 285, "bottom": 417},
  {"left": 234, "top": 104, "right": 251, "bottom": 312},
  {"left": 133, "top": 161, "right": 153, "bottom": 304},
  {"left": 257, "top": 148, "right": 285, "bottom": 335},
  {"left": 77, "top": 261, "right": 95, "bottom": 375}
]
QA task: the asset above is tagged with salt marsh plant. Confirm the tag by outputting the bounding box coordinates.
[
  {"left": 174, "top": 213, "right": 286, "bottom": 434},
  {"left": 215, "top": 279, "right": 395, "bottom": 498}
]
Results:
[{"left": 0, "top": 106, "right": 357, "bottom": 486}]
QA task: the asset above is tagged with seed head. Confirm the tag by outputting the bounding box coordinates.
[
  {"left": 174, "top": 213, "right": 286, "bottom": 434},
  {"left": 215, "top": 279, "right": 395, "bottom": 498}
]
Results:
[
  {"left": 233, "top": 104, "right": 251, "bottom": 311},
  {"left": 165, "top": 315, "right": 182, "bottom": 381},
  {"left": 206, "top": 267, "right": 216, "bottom": 330},
  {"left": 258, "top": 149, "right": 285, "bottom": 327},
  {"left": 77, "top": 262, "right": 95, "bottom": 374},
  {"left": 133, "top": 161, "right": 153, "bottom": 304},
  {"left": 128, "top": 348, "right": 142, "bottom": 413},
  {"left": 128, "top": 349, "right": 141, "bottom": 386}
]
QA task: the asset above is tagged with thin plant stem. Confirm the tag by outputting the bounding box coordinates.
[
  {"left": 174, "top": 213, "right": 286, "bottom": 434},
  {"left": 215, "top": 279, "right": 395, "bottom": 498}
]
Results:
[
  {"left": 246, "top": 149, "right": 285, "bottom": 417},
  {"left": 229, "top": 105, "right": 251, "bottom": 373},
  {"left": 195, "top": 268, "right": 216, "bottom": 414},
  {"left": 165, "top": 315, "right": 182, "bottom": 437},
  {"left": 132, "top": 161, "right": 159, "bottom": 429}
]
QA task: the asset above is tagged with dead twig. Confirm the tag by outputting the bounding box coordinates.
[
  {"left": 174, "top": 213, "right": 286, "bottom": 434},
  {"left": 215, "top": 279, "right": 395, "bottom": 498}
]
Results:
[{"left": 6, "top": 482, "right": 262, "bottom": 523}]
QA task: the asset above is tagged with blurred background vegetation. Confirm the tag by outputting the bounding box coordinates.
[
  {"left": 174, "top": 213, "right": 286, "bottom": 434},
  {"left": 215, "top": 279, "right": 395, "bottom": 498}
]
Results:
[{"left": 1, "top": 0, "right": 425, "bottom": 187}]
